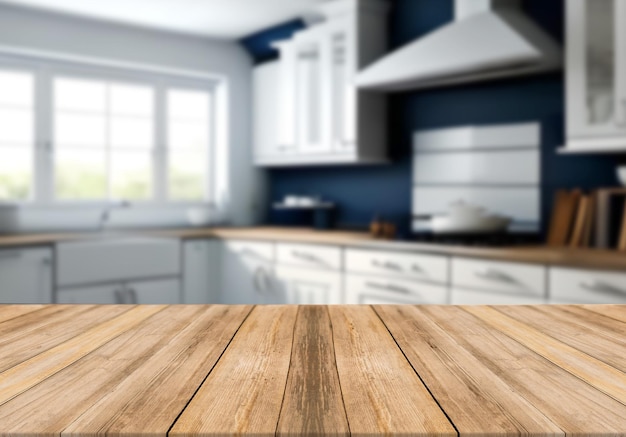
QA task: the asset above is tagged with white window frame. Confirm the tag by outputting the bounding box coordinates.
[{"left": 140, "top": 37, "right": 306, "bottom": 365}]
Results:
[{"left": 0, "top": 52, "right": 220, "bottom": 208}]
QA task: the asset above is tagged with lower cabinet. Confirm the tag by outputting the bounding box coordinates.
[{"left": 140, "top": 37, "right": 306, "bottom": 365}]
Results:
[
  {"left": 57, "top": 278, "right": 181, "bottom": 304},
  {"left": 549, "top": 267, "right": 626, "bottom": 304},
  {"left": 0, "top": 247, "right": 53, "bottom": 304},
  {"left": 345, "top": 275, "right": 448, "bottom": 305},
  {"left": 274, "top": 266, "right": 342, "bottom": 305},
  {"left": 450, "top": 288, "right": 545, "bottom": 305},
  {"left": 183, "top": 239, "right": 219, "bottom": 304},
  {"left": 221, "top": 240, "right": 275, "bottom": 304}
]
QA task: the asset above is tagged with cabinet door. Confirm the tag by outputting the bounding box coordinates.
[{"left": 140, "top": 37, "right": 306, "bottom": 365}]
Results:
[
  {"left": 0, "top": 248, "right": 52, "bottom": 304},
  {"left": 451, "top": 288, "right": 545, "bottom": 305},
  {"left": 57, "top": 279, "right": 180, "bottom": 304},
  {"left": 221, "top": 241, "right": 274, "bottom": 304},
  {"left": 293, "top": 27, "right": 332, "bottom": 155},
  {"left": 183, "top": 240, "right": 219, "bottom": 304},
  {"left": 275, "top": 41, "right": 299, "bottom": 155},
  {"left": 274, "top": 266, "right": 342, "bottom": 305},
  {"left": 345, "top": 275, "right": 448, "bottom": 305},
  {"left": 568, "top": 0, "right": 626, "bottom": 139},
  {"left": 325, "top": 18, "right": 357, "bottom": 153},
  {"left": 253, "top": 62, "right": 283, "bottom": 160}
]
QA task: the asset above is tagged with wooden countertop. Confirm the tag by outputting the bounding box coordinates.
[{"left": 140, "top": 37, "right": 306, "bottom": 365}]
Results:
[
  {"left": 1, "top": 304, "right": 626, "bottom": 436},
  {"left": 1, "top": 226, "right": 626, "bottom": 271}
]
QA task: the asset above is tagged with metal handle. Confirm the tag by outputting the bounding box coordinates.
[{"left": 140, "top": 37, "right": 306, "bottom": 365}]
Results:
[
  {"left": 371, "top": 260, "right": 402, "bottom": 272},
  {"left": 127, "top": 288, "right": 138, "bottom": 304},
  {"left": 580, "top": 281, "right": 626, "bottom": 298},
  {"left": 365, "top": 282, "right": 412, "bottom": 295},
  {"left": 475, "top": 268, "right": 516, "bottom": 284},
  {"left": 0, "top": 252, "right": 22, "bottom": 262},
  {"left": 114, "top": 288, "right": 126, "bottom": 304},
  {"left": 114, "top": 286, "right": 138, "bottom": 304},
  {"left": 293, "top": 251, "right": 320, "bottom": 263}
]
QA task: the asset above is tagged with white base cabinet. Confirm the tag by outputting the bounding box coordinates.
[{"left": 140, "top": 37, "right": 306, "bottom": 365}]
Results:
[
  {"left": 274, "top": 266, "right": 342, "bottom": 305},
  {"left": 549, "top": 267, "right": 626, "bottom": 304},
  {"left": 183, "top": 239, "right": 219, "bottom": 304},
  {"left": 57, "top": 278, "right": 180, "bottom": 304},
  {"left": 0, "top": 247, "right": 52, "bottom": 304},
  {"left": 345, "top": 274, "right": 448, "bottom": 305},
  {"left": 451, "top": 288, "right": 545, "bottom": 305},
  {"left": 220, "top": 240, "right": 275, "bottom": 305}
]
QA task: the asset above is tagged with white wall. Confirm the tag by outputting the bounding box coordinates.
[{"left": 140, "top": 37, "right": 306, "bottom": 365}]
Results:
[{"left": 0, "top": 3, "right": 266, "bottom": 232}]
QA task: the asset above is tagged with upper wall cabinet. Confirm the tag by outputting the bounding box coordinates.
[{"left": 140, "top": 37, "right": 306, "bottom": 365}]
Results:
[
  {"left": 254, "top": 0, "right": 389, "bottom": 167},
  {"left": 564, "top": 0, "right": 626, "bottom": 153}
]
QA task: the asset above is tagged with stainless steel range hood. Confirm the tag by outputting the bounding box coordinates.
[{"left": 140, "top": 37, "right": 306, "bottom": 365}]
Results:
[{"left": 356, "top": 0, "right": 562, "bottom": 91}]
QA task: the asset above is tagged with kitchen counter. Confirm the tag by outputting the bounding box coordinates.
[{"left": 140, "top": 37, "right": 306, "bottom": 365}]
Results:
[
  {"left": 2, "top": 226, "right": 626, "bottom": 271},
  {"left": 1, "top": 304, "right": 625, "bottom": 436}
]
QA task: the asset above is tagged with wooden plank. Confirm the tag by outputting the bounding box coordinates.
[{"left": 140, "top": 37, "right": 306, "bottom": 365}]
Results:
[
  {"left": 328, "top": 305, "right": 455, "bottom": 437},
  {"left": 582, "top": 304, "right": 626, "bottom": 324},
  {"left": 0, "top": 305, "right": 130, "bottom": 373},
  {"left": 276, "top": 306, "right": 349, "bottom": 437},
  {"left": 374, "top": 305, "right": 563, "bottom": 437},
  {"left": 423, "top": 306, "right": 626, "bottom": 435},
  {"left": 61, "top": 305, "right": 252, "bottom": 437},
  {"left": 0, "top": 305, "right": 83, "bottom": 345},
  {"left": 464, "top": 306, "right": 626, "bottom": 406},
  {"left": 0, "top": 305, "right": 165, "bottom": 406},
  {"left": 495, "top": 306, "right": 626, "bottom": 372},
  {"left": 0, "top": 305, "right": 203, "bottom": 436},
  {"left": 0, "top": 305, "right": 45, "bottom": 323},
  {"left": 170, "top": 305, "right": 298, "bottom": 437}
]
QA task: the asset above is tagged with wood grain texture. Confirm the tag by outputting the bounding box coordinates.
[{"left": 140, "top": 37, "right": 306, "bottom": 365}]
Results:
[
  {"left": 0, "top": 305, "right": 45, "bottom": 323},
  {"left": 0, "top": 305, "right": 193, "bottom": 436},
  {"left": 170, "top": 305, "right": 298, "bottom": 437},
  {"left": 465, "top": 305, "right": 626, "bottom": 405},
  {"left": 328, "top": 305, "right": 456, "bottom": 437},
  {"left": 0, "top": 305, "right": 130, "bottom": 373},
  {"left": 423, "top": 306, "right": 626, "bottom": 435},
  {"left": 276, "top": 306, "right": 349, "bottom": 437},
  {"left": 0, "top": 305, "right": 164, "bottom": 406},
  {"left": 374, "top": 305, "right": 563, "bottom": 437},
  {"left": 1, "top": 305, "right": 626, "bottom": 437}
]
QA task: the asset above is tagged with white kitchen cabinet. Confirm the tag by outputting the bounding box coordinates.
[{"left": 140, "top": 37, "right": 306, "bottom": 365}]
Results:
[
  {"left": 0, "top": 247, "right": 52, "bottom": 304},
  {"left": 345, "top": 274, "right": 448, "bottom": 305},
  {"left": 253, "top": 62, "right": 285, "bottom": 161},
  {"left": 450, "top": 288, "right": 545, "bottom": 305},
  {"left": 57, "top": 278, "right": 180, "bottom": 304},
  {"left": 220, "top": 240, "right": 275, "bottom": 304},
  {"left": 564, "top": 0, "right": 626, "bottom": 152},
  {"left": 258, "top": 0, "right": 389, "bottom": 166},
  {"left": 549, "top": 267, "right": 626, "bottom": 303},
  {"left": 274, "top": 265, "right": 342, "bottom": 304},
  {"left": 183, "top": 239, "right": 219, "bottom": 304}
]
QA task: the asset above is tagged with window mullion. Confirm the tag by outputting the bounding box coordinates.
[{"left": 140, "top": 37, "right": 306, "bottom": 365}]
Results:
[
  {"left": 155, "top": 82, "right": 167, "bottom": 203},
  {"left": 36, "top": 66, "right": 53, "bottom": 204}
]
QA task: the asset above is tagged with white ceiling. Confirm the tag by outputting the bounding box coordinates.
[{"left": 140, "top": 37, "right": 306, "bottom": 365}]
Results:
[{"left": 0, "top": 0, "right": 329, "bottom": 39}]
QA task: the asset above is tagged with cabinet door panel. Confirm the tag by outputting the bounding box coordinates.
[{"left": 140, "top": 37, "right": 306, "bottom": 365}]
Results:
[
  {"left": 221, "top": 241, "right": 274, "bottom": 304},
  {"left": 0, "top": 248, "right": 52, "bottom": 304},
  {"left": 253, "top": 62, "right": 282, "bottom": 159},
  {"left": 345, "top": 275, "right": 448, "bottom": 305},
  {"left": 451, "top": 288, "right": 545, "bottom": 305},
  {"left": 274, "top": 266, "right": 342, "bottom": 305},
  {"left": 183, "top": 240, "right": 218, "bottom": 304},
  {"left": 57, "top": 279, "right": 180, "bottom": 304}
]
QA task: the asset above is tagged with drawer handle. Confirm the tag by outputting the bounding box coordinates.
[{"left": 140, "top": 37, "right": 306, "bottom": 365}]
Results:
[
  {"left": 293, "top": 251, "right": 321, "bottom": 264},
  {"left": 475, "top": 268, "right": 516, "bottom": 284},
  {"left": 365, "top": 281, "right": 413, "bottom": 295},
  {"left": 371, "top": 260, "right": 402, "bottom": 272},
  {"left": 580, "top": 281, "right": 626, "bottom": 298}
]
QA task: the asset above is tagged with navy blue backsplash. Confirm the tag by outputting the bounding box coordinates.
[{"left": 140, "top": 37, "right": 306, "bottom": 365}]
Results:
[{"left": 243, "top": 0, "right": 620, "bottom": 239}]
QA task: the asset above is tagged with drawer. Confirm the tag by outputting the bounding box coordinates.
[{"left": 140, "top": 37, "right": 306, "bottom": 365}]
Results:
[
  {"left": 345, "top": 249, "right": 448, "bottom": 284},
  {"left": 224, "top": 240, "right": 274, "bottom": 262},
  {"left": 451, "top": 288, "right": 545, "bottom": 305},
  {"left": 550, "top": 268, "right": 626, "bottom": 304},
  {"left": 345, "top": 274, "right": 448, "bottom": 305},
  {"left": 277, "top": 243, "right": 341, "bottom": 271},
  {"left": 452, "top": 258, "right": 546, "bottom": 298}
]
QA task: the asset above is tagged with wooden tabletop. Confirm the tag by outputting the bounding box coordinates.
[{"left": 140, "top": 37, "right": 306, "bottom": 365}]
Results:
[{"left": 1, "top": 304, "right": 626, "bottom": 436}]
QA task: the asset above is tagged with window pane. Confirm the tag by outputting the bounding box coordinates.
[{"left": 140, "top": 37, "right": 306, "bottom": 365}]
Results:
[
  {"left": 55, "top": 78, "right": 106, "bottom": 112},
  {"left": 111, "top": 117, "right": 153, "bottom": 149},
  {"left": 55, "top": 113, "right": 106, "bottom": 147},
  {"left": 56, "top": 149, "right": 106, "bottom": 199},
  {"left": 169, "top": 151, "right": 207, "bottom": 200},
  {"left": 110, "top": 151, "right": 152, "bottom": 200},
  {"left": 0, "top": 147, "right": 31, "bottom": 200},
  {"left": 168, "top": 89, "right": 210, "bottom": 120},
  {"left": 0, "top": 109, "right": 33, "bottom": 144},
  {"left": 0, "top": 71, "right": 33, "bottom": 107},
  {"left": 168, "top": 120, "right": 208, "bottom": 150},
  {"left": 111, "top": 84, "right": 154, "bottom": 116}
]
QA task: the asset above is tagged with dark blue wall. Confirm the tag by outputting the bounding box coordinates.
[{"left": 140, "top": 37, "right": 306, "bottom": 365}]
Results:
[{"left": 242, "top": 0, "right": 620, "bottom": 238}]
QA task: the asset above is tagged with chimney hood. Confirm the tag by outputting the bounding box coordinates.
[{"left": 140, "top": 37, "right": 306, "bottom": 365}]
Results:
[{"left": 356, "top": 0, "right": 562, "bottom": 91}]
